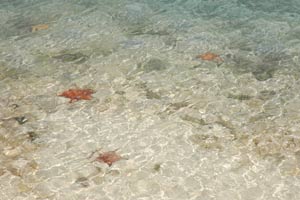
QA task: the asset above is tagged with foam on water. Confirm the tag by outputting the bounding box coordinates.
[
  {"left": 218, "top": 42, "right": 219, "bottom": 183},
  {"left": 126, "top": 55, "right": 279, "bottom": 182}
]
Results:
[{"left": 1, "top": 0, "right": 300, "bottom": 199}]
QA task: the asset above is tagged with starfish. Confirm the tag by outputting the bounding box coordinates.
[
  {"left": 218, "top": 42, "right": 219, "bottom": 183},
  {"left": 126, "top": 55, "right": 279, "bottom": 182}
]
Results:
[
  {"left": 197, "top": 52, "right": 223, "bottom": 63},
  {"left": 91, "top": 149, "right": 124, "bottom": 167},
  {"left": 58, "top": 88, "right": 95, "bottom": 103},
  {"left": 31, "top": 24, "right": 49, "bottom": 32}
]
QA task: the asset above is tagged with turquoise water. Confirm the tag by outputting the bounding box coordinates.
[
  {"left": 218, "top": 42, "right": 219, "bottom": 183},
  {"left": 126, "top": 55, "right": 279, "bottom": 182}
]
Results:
[{"left": 1, "top": 1, "right": 300, "bottom": 200}]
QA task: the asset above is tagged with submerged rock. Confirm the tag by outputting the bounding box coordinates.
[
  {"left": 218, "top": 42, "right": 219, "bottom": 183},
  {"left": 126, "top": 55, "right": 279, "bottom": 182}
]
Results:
[
  {"left": 27, "top": 131, "right": 39, "bottom": 142},
  {"left": 189, "top": 134, "right": 223, "bottom": 150},
  {"left": 138, "top": 58, "right": 169, "bottom": 72},
  {"left": 258, "top": 90, "right": 276, "bottom": 100},
  {"left": 75, "top": 177, "right": 90, "bottom": 188},
  {"left": 224, "top": 54, "right": 279, "bottom": 81},
  {"left": 227, "top": 93, "right": 253, "bottom": 101},
  {"left": 180, "top": 115, "right": 206, "bottom": 126},
  {"left": 145, "top": 89, "right": 161, "bottom": 99},
  {"left": 153, "top": 163, "right": 162, "bottom": 172},
  {"left": 14, "top": 116, "right": 28, "bottom": 125},
  {"left": 252, "top": 66, "right": 275, "bottom": 81},
  {"left": 53, "top": 52, "right": 88, "bottom": 64}
]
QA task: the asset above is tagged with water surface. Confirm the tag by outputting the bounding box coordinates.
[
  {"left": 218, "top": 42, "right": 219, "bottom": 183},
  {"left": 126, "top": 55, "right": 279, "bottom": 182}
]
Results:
[{"left": 1, "top": 1, "right": 300, "bottom": 199}]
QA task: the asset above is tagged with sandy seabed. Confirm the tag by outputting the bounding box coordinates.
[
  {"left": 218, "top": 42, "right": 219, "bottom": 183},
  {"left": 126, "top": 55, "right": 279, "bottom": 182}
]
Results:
[{"left": 1, "top": 0, "right": 300, "bottom": 199}]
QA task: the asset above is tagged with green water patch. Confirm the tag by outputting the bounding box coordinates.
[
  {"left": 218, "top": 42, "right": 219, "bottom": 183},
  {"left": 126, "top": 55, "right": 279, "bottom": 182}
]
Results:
[
  {"left": 0, "top": 0, "right": 48, "bottom": 8},
  {"left": 114, "top": 3, "right": 153, "bottom": 26},
  {"left": 238, "top": 0, "right": 300, "bottom": 14},
  {"left": 72, "top": 0, "right": 101, "bottom": 8},
  {"left": 113, "top": 2, "right": 173, "bottom": 37}
]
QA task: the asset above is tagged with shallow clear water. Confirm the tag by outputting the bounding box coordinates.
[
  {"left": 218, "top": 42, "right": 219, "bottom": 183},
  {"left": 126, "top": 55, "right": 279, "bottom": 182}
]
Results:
[{"left": 1, "top": 0, "right": 300, "bottom": 199}]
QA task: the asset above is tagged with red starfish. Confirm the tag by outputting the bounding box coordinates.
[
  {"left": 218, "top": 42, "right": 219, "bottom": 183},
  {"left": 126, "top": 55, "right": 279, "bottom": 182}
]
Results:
[
  {"left": 196, "top": 52, "right": 223, "bottom": 63},
  {"left": 92, "top": 149, "right": 124, "bottom": 167},
  {"left": 58, "top": 88, "right": 95, "bottom": 103}
]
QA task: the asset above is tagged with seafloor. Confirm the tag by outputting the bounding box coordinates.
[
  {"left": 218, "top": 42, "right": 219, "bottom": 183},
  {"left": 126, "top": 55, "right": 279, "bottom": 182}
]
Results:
[{"left": 1, "top": 0, "right": 300, "bottom": 199}]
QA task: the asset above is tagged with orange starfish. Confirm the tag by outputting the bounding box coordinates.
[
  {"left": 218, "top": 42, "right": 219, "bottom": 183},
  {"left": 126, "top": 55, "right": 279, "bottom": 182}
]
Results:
[
  {"left": 31, "top": 24, "right": 49, "bottom": 32},
  {"left": 58, "top": 88, "right": 95, "bottom": 103},
  {"left": 197, "top": 52, "right": 223, "bottom": 63},
  {"left": 92, "top": 149, "right": 124, "bottom": 167}
]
